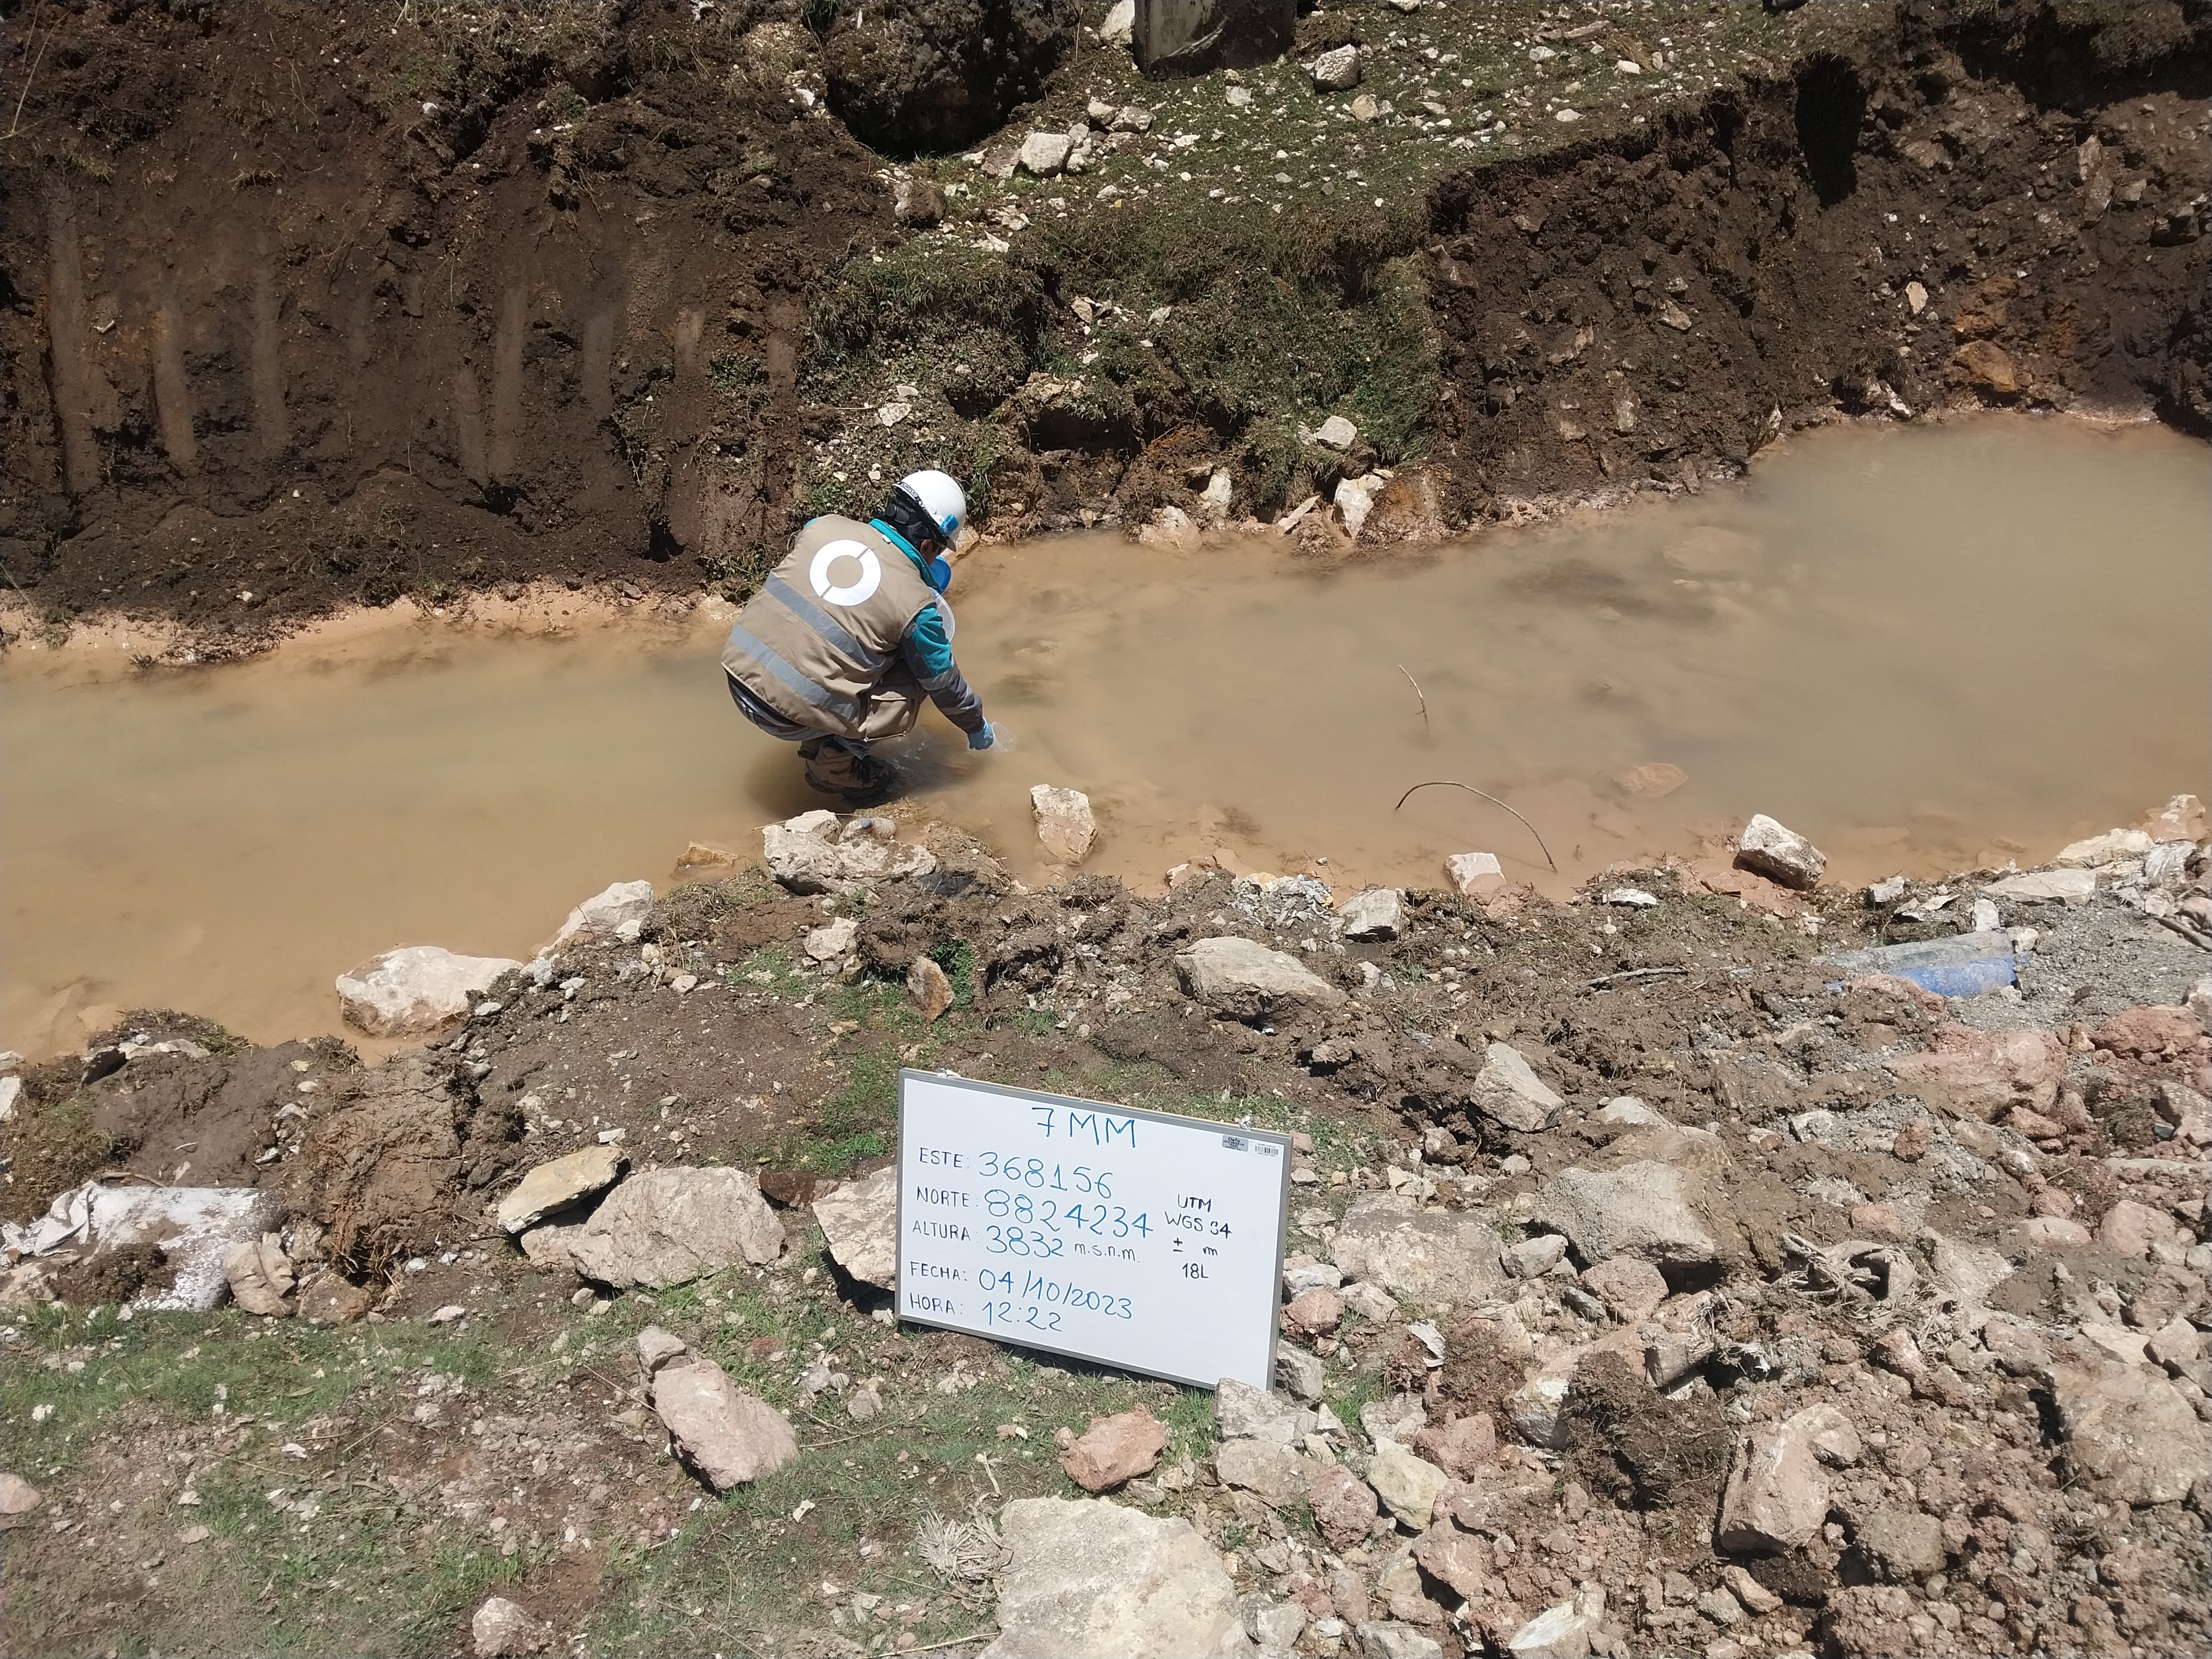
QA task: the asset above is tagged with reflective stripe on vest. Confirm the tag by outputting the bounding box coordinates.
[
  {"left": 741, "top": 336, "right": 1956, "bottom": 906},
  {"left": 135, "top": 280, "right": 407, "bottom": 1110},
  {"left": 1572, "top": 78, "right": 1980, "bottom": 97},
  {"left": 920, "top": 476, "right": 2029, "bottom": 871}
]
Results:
[
  {"left": 763, "top": 572, "right": 889, "bottom": 674},
  {"left": 721, "top": 621, "right": 860, "bottom": 725}
]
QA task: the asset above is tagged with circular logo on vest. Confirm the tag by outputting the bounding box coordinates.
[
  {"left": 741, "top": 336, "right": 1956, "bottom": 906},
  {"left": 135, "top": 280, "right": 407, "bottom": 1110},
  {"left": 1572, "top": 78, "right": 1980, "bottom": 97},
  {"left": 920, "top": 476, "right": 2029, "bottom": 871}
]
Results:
[{"left": 808, "top": 539, "right": 882, "bottom": 608}]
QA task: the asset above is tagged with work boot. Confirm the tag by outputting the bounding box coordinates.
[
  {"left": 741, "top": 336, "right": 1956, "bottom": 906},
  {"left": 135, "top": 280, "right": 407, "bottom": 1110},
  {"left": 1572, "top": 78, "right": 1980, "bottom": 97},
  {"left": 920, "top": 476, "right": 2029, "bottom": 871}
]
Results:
[{"left": 800, "top": 736, "right": 899, "bottom": 806}]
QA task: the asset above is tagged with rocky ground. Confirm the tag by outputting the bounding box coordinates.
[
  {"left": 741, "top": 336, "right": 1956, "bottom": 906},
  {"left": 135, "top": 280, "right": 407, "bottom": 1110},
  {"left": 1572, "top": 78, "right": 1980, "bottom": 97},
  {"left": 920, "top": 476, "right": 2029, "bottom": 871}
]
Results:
[
  {"left": 3, "top": 794, "right": 2208, "bottom": 1657},
  {"left": 2, "top": 0, "right": 2207, "bottom": 654}
]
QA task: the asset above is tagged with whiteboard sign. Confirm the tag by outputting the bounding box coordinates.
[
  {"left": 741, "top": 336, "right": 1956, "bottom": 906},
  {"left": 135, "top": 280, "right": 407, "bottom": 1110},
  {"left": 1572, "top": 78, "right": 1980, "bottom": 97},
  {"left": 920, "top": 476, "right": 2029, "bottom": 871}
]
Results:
[{"left": 896, "top": 1071, "right": 1290, "bottom": 1390}]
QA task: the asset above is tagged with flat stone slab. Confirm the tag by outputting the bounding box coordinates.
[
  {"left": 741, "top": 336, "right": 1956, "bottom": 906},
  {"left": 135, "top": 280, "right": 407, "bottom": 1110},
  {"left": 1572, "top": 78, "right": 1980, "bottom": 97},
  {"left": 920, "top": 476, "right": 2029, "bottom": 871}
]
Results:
[
  {"left": 812, "top": 1165, "right": 897, "bottom": 1290},
  {"left": 336, "top": 946, "right": 522, "bottom": 1037},
  {"left": 1533, "top": 1161, "right": 1715, "bottom": 1269},
  {"left": 648, "top": 1358, "right": 798, "bottom": 1491},
  {"left": 982, "top": 1497, "right": 1250, "bottom": 1657},
  {"left": 566, "top": 1167, "right": 786, "bottom": 1289},
  {"left": 1329, "top": 1192, "right": 1506, "bottom": 1303},
  {"left": 497, "top": 1145, "right": 626, "bottom": 1234},
  {"left": 1176, "top": 936, "right": 1347, "bottom": 1020}
]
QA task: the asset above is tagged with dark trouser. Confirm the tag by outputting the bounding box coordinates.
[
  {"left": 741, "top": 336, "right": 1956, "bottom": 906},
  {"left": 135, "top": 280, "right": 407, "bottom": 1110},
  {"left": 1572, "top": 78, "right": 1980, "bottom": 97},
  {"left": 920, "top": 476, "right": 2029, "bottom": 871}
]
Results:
[{"left": 726, "top": 672, "right": 914, "bottom": 799}]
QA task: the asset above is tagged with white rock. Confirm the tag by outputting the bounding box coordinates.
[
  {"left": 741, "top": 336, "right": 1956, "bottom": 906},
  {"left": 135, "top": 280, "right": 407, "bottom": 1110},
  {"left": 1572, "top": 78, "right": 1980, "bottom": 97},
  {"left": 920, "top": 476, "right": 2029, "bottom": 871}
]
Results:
[
  {"left": 1593, "top": 1097, "right": 1666, "bottom": 1127},
  {"left": 1340, "top": 888, "right": 1405, "bottom": 941},
  {"left": 812, "top": 1165, "right": 897, "bottom": 1290},
  {"left": 761, "top": 810, "right": 936, "bottom": 894},
  {"left": 1251, "top": 1599, "right": 1306, "bottom": 1654},
  {"left": 1311, "top": 414, "right": 1359, "bottom": 452},
  {"left": 1534, "top": 1162, "right": 1715, "bottom": 1268},
  {"left": 1734, "top": 814, "right": 1827, "bottom": 889},
  {"left": 1505, "top": 1371, "right": 1574, "bottom": 1449},
  {"left": 1285, "top": 1261, "right": 1344, "bottom": 1296},
  {"left": 1334, "top": 474, "right": 1385, "bottom": 538},
  {"left": 1502, "top": 1233, "right": 1569, "bottom": 1278},
  {"left": 1176, "top": 936, "right": 1347, "bottom": 1019},
  {"left": 86, "top": 1185, "right": 282, "bottom": 1311},
  {"left": 2048, "top": 1359, "right": 2212, "bottom": 1504},
  {"left": 1358, "top": 1624, "right": 1443, "bottom": 1659},
  {"left": 1985, "top": 867, "right": 2094, "bottom": 903},
  {"left": 1600, "top": 887, "right": 1660, "bottom": 908},
  {"left": 2188, "top": 975, "right": 2212, "bottom": 1035},
  {"left": 1217, "top": 1438, "right": 1315, "bottom": 1507},
  {"left": 1275, "top": 1346, "right": 1325, "bottom": 1403},
  {"left": 1109, "top": 104, "right": 1154, "bottom": 133},
  {"left": 1311, "top": 45, "right": 1362, "bottom": 91},
  {"left": 1444, "top": 850, "right": 1504, "bottom": 896},
  {"left": 1031, "top": 785, "right": 1097, "bottom": 863},
  {"left": 1215, "top": 1377, "right": 1309, "bottom": 1445},
  {"left": 336, "top": 946, "right": 523, "bottom": 1037},
  {"left": 552, "top": 879, "right": 655, "bottom": 946},
  {"left": 1341, "top": 1281, "right": 1400, "bottom": 1323},
  {"left": 1367, "top": 1441, "right": 1448, "bottom": 1528},
  {"left": 497, "top": 1145, "right": 626, "bottom": 1234},
  {"left": 471, "top": 1594, "right": 548, "bottom": 1658},
  {"left": 1329, "top": 1192, "right": 1506, "bottom": 1302},
  {"left": 1018, "top": 131, "right": 1072, "bottom": 176},
  {"left": 1097, "top": 0, "right": 1134, "bottom": 46},
  {"left": 982, "top": 1497, "right": 1249, "bottom": 1657},
  {"left": 1507, "top": 1589, "right": 1608, "bottom": 1659},
  {"left": 0, "top": 1076, "right": 20, "bottom": 1123},
  {"left": 803, "top": 916, "right": 858, "bottom": 964},
  {"left": 565, "top": 1167, "right": 785, "bottom": 1288},
  {"left": 2055, "top": 827, "right": 2152, "bottom": 867},
  {"left": 649, "top": 1357, "right": 798, "bottom": 1491},
  {"left": 1201, "top": 468, "right": 1234, "bottom": 509},
  {"left": 1471, "top": 1041, "right": 1565, "bottom": 1133}
]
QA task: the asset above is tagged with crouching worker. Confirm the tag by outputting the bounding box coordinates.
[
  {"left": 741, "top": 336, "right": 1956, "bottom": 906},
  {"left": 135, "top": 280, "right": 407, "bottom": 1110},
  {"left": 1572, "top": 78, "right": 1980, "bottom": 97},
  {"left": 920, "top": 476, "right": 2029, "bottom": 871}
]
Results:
[{"left": 721, "top": 469, "right": 995, "bottom": 805}]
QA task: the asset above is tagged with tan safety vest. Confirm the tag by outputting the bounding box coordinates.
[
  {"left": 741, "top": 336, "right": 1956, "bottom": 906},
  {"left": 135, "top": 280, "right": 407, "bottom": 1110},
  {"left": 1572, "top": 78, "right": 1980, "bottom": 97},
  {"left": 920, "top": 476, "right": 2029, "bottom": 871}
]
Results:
[{"left": 719, "top": 516, "right": 938, "bottom": 740}]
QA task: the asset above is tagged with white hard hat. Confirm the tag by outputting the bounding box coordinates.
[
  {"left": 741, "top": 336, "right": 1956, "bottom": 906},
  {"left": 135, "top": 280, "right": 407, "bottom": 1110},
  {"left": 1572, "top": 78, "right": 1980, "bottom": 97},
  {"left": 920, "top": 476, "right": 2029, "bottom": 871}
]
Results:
[{"left": 897, "top": 469, "right": 967, "bottom": 544}]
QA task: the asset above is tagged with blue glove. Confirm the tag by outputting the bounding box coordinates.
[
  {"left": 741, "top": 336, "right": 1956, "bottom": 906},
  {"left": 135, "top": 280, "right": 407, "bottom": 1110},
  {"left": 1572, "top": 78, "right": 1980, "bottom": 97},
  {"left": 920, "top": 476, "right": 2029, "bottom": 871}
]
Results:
[{"left": 968, "top": 722, "right": 996, "bottom": 751}]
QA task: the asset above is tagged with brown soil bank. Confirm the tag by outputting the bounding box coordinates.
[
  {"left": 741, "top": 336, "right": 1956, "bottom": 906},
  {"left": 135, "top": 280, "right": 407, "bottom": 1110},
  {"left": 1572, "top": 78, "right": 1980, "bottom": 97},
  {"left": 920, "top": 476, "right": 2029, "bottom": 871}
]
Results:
[
  {"left": 1, "top": 2, "right": 2206, "bottom": 646},
  {"left": 1424, "top": 2, "right": 2212, "bottom": 513}
]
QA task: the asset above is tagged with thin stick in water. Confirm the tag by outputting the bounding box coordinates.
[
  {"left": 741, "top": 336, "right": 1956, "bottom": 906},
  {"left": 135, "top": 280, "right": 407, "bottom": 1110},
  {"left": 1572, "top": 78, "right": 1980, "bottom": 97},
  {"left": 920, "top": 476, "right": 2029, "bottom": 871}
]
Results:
[
  {"left": 1396, "top": 664, "right": 1427, "bottom": 728},
  {"left": 1393, "top": 780, "right": 1559, "bottom": 873}
]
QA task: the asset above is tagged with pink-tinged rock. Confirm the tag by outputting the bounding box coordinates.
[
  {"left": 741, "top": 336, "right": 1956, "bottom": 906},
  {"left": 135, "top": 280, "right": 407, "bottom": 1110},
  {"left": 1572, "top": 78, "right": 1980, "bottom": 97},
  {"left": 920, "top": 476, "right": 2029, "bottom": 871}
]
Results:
[
  {"left": 1716, "top": 1421, "right": 1828, "bottom": 1553},
  {"left": 648, "top": 1358, "right": 798, "bottom": 1491},
  {"left": 2091, "top": 1006, "right": 2205, "bottom": 1060},
  {"left": 0, "top": 1472, "right": 41, "bottom": 1528},
  {"left": 2137, "top": 793, "right": 2208, "bottom": 842},
  {"left": 1412, "top": 1520, "right": 1491, "bottom": 1600},
  {"left": 1891, "top": 1025, "right": 2063, "bottom": 1120},
  {"left": 2008, "top": 1107, "right": 2067, "bottom": 1141},
  {"left": 2021, "top": 1216, "right": 2092, "bottom": 1248},
  {"left": 1411, "top": 1413, "right": 1497, "bottom": 1480},
  {"left": 1307, "top": 1463, "right": 1379, "bottom": 1551},
  {"left": 1580, "top": 1256, "right": 1667, "bottom": 1324},
  {"left": 1283, "top": 1287, "right": 1345, "bottom": 1337},
  {"left": 2048, "top": 1360, "right": 2212, "bottom": 1504},
  {"left": 1058, "top": 1407, "right": 1168, "bottom": 1493},
  {"left": 2094, "top": 1199, "right": 2184, "bottom": 1260}
]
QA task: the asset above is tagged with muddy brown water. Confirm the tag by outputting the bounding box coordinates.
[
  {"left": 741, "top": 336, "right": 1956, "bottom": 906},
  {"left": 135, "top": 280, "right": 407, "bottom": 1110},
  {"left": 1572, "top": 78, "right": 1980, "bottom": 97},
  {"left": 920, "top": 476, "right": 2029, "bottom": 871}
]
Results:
[{"left": 4, "top": 417, "right": 2205, "bottom": 1058}]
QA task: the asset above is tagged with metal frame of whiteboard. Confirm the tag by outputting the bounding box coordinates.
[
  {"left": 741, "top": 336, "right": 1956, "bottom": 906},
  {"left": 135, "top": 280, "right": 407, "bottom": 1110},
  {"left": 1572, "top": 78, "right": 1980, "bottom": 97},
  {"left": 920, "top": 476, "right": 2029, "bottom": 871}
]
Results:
[{"left": 894, "top": 1070, "right": 1292, "bottom": 1391}]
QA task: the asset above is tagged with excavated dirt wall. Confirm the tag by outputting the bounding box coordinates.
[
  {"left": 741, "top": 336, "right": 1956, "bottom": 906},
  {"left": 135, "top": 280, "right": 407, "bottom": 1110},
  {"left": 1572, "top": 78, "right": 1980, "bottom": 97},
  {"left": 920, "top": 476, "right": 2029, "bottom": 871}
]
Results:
[
  {"left": 1420, "top": 2, "right": 2211, "bottom": 517},
  {"left": 0, "top": 2, "right": 2205, "bottom": 646}
]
